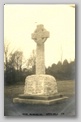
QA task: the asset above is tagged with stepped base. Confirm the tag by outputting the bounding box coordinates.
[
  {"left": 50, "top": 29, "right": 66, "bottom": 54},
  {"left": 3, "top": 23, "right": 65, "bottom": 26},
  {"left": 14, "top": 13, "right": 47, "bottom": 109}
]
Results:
[{"left": 13, "top": 94, "right": 68, "bottom": 105}]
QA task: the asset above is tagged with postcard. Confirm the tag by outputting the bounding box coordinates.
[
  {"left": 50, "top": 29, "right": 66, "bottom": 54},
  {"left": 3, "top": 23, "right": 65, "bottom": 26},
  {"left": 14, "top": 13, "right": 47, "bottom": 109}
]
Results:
[{"left": 4, "top": 4, "right": 75, "bottom": 116}]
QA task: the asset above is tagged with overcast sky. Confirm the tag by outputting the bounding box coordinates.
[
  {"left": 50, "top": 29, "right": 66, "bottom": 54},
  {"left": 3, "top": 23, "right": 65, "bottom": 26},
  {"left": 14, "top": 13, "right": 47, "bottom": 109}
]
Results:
[{"left": 4, "top": 4, "right": 75, "bottom": 67}]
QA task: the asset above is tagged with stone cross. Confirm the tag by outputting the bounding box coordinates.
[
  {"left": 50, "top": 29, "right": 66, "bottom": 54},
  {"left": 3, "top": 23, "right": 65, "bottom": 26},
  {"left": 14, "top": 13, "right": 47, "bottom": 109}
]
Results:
[{"left": 31, "top": 24, "right": 49, "bottom": 75}]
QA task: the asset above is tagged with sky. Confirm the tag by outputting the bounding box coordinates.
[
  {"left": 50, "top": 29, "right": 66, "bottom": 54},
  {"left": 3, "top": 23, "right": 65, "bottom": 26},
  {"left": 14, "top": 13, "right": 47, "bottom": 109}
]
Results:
[{"left": 4, "top": 4, "right": 75, "bottom": 67}]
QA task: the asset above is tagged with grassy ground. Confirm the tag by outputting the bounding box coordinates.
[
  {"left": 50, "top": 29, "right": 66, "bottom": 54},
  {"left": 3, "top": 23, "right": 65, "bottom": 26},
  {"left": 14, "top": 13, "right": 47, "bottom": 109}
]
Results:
[{"left": 57, "top": 80, "right": 75, "bottom": 97}]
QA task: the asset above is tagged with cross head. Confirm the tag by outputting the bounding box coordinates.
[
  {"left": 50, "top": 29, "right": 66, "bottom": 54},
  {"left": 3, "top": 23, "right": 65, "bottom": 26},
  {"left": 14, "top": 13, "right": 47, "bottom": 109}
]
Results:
[{"left": 32, "top": 24, "right": 49, "bottom": 45}]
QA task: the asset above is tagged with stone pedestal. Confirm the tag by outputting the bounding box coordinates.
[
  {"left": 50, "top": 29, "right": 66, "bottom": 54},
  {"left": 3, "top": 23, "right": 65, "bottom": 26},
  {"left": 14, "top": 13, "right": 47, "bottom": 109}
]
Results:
[
  {"left": 24, "top": 75, "right": 57, "bottom": 95},
  {"left": 13, "top": 75, "right": 68, "bottom": 104}
]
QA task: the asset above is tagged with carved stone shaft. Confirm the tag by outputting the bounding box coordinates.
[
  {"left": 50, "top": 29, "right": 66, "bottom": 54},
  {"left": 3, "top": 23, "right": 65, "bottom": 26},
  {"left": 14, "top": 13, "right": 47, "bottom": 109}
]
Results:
[{"left": 36, "top": 43, "right": 45, "bottom": 74}]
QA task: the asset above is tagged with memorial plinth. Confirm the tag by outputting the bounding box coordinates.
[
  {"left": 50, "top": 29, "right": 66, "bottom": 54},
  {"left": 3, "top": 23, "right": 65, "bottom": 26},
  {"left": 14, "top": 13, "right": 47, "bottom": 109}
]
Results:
[
  {"left": 13, "top": 24, "right": 68, "bottom": 104},
  {"left": 24, "top": 75, "right": 57, "bottom": 95}
]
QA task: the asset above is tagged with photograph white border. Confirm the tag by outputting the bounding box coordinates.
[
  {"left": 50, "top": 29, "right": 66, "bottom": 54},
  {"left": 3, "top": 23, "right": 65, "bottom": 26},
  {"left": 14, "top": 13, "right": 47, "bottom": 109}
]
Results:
[{"left": 0, "top": 0, "right": 81, "bottom": 121}]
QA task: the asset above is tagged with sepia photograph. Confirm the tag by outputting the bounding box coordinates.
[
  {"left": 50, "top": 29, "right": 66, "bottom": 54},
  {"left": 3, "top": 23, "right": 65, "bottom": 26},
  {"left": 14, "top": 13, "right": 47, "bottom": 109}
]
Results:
[{"left": 4, "top": 4, "right": 75, "bottom": 116}]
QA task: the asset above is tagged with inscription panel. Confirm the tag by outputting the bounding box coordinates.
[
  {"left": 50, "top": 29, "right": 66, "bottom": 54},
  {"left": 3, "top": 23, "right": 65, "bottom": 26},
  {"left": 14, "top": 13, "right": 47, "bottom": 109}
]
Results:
[
  {"left": 24, "top": 76, "right": 44, "bottom": 95},
  {"left": 24, "top": 75, "right": 58, "bottom": 96}
]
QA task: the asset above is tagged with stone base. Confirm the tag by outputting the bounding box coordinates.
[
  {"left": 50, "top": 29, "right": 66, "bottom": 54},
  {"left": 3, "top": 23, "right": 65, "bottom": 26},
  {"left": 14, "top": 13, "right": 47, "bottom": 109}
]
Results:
[
  {"left": 13, "top": 94, "right": 68, "bottom": 105},
  {"left": 13, "top": 74, "right": 68, "bottom": 105},
  {"left": 24, "top": 75, "right": 58, "bottom": 95}
]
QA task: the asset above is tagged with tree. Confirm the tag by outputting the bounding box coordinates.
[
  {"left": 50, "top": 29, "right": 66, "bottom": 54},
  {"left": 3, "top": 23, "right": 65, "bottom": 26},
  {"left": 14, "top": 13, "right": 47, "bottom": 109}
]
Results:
[
  {"left": 4, "top": 48, "right": 24, "bottom": 85},
  {"left": 4, "top": 42, "right": 15, "bottom": 71},
  {"left": 9, "top": 50, "right": 23, "bottom": 71},
  {"left": 46, "top": 59, "right": 75, "bottom": 80},
  {"left": 69, "top": 60, "right": 75, "bottom": 79},
  {"left": 62, "top": 59, "right": 70, "bottom": 79},
  {"left": 4, "top": 43, "right": 10, "bottom": 71},
  {"left": 26, "top": 50, "right": 36, "bottom": 74},
  {"left": 4, "top": 42, "right": 14, "bottom": 85},
  {"left": 57, "top": 61, "right": 62, "bottom": 70}
]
